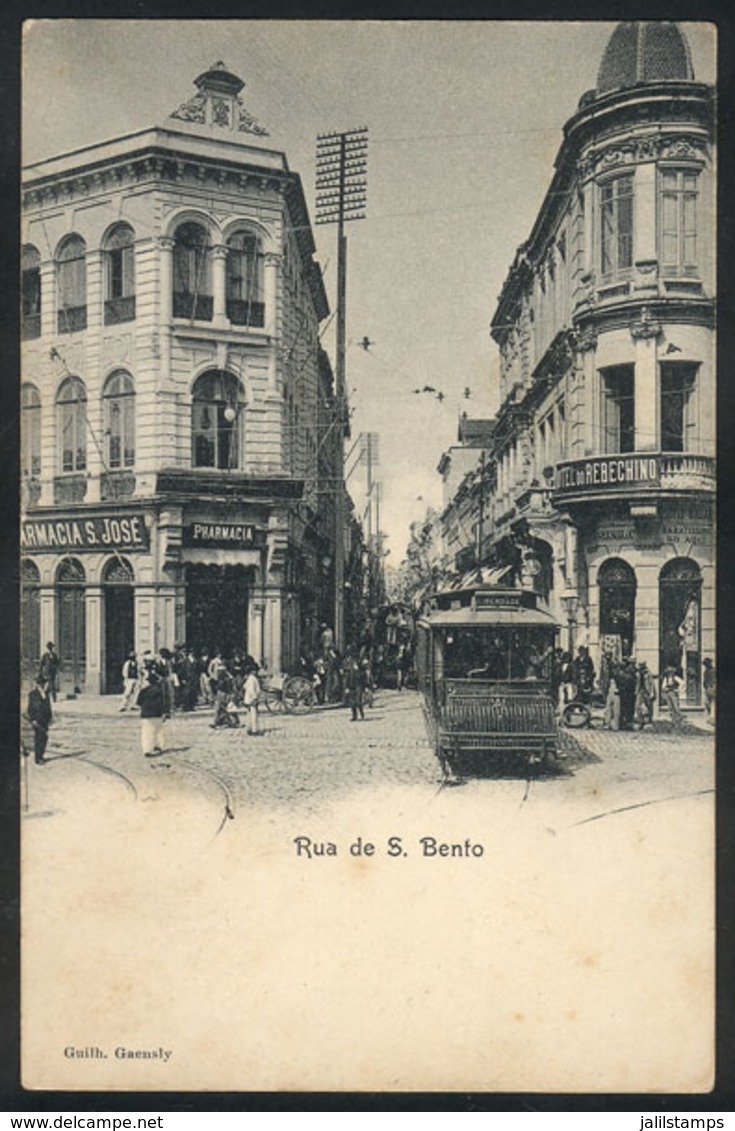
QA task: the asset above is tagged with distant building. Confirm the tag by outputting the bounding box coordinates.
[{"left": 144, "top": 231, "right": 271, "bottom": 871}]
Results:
[
  {"left": 21, "top": 62, "right": 341, "bottom": 692},
  {"left": 442, "top": 22, "right": 715, "bottom": 705}
]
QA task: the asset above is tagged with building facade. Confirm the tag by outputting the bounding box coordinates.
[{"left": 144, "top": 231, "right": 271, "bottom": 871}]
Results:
[
  {"left": 441, "top": 22, "right": 715, "bottom": 705},
  {"left": 21, "top": 63, "right": 342, "bottom": 693}
]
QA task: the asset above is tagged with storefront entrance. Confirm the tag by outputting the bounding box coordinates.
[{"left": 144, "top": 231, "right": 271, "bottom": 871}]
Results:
[
  {"left": 104, "top": 558, "right": 135, "bottom": 693},
  {"left": 660, "top": 558, "right": 702, "bottom": 705},
  {"left": 185, "top": 563, "right": 250, "bottom": 657},
  {"left": 598, "top": 557, "right": 636, "bottom": 659},
  {"left": 21, "top": 560, "right": 41, "bottom": 680},
  {"left": 56, "top": 557, "right": 86, "bottom": 694}
]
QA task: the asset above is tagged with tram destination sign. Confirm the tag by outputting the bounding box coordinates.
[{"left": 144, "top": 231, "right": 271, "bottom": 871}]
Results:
[
  {"left": 20, "top": 513, "right": 150, "bottom": 552},
  {"left": 555, "top": 455, "right": 660, "bottom": 493},
  {"left": 182, "top": 522, "right": 265, "bottom": 548}
]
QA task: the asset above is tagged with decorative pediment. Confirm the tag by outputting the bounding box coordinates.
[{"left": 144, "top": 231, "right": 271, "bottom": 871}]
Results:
[{"left": 169, "top": 62, "right": 269, "bottom": 137}]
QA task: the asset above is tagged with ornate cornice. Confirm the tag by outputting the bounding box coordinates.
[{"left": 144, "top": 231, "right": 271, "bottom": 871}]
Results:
[{"left": 578, "top": 132, "right": 707, "bottom": 181}]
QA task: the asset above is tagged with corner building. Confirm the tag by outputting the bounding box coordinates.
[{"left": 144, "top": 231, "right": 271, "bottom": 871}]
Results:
[
  {"left": 487, "top": 22, "right": 714, "bottom": 705},
  {"left": 21, "top": 64, "right": 337, "bottom": 693}
]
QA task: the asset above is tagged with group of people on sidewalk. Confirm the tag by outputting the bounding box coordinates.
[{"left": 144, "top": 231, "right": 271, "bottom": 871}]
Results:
[{"left": 555, "top": 644, "right": 715, "bottom": 731}]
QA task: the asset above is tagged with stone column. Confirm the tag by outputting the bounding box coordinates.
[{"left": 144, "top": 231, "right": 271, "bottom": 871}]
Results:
[
  {"left": 39, "top": 587, "right": 55, "bottom": 651},
  {"left": 264, "top": 253, "right": 281, "bottom": 391},
  {"left": 211, "top": 244, "right": 228, "bottom": 324},
  {"left": 135, "top": 585, "right": 158, "bottom": 655},
  {"left": 157, "top": 237, "right": 175, "bottom": 384},
  {"left": 39, "top": 259, "right": 56, "bottom": 340},
  {"left": 631, "top": 309, "right": 661, "bottom": 453},
  {"left": 85, "top": 585, "right": 103, "bottom": 694},
  {"left": 249, "top": 599, "right": 266, "bottom": 667}
]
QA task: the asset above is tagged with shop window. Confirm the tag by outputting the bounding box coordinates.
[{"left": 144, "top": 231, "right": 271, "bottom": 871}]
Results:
[
  {"left": 57, "top": 235, "right": 87, "bottom": 333},
  {"left": 600, "top": 175, "right": 634, "bottom": 276},
  {"left": 104, "top": 224, "right": 136, "bottom": 324},
  {"left": 21, "top": 559, "right": 41, "bottom": 678},
  {"left": 659, "top": 169, "right": 698, "bottom": 274},
  {"left": 173, "top": 221, "right": 212, "bottom": 321},
  {"left": 103, "top": 371, "right": 135, "bottom": 468},
  {"left": 22, "top": 245, "right": 41, "bottom": 340},
  {"left": 57, "top": 376, "right": 87, "bottom": 473},
  {"left": 226, "top": 230, "right": 264, "bottom": 326},
  {"left": 659, "top": 558, "right": 702, "bottom": 704},
  {"left": 660, "top": 362, "right": 696, "bottom": 452},
  {"left": 598, "top": 557, "right": 636, "bottom": 658},
  {"left": 191, "top": 369, "right": 245, "bottom": 469},
  {"left": 601, "top": 365, "right": 634, "bottom": 454},
  {"left": 21, "top": 383, "right": 42, "bottom": 478}
]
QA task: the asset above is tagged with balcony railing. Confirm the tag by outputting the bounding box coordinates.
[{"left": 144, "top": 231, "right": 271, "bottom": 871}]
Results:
[
  {"left": 104, "top": 296, "right": 136, "bottom": 325},
  {"left": 227, "top": 299, "right": 265, "bottom": 327},
  {"left": 58, "top": 306, "right": 87, "bottom": 334},
  {"left": 22, "top": 312, "right": 41, "bottom": 340},
  {"left": 173, "top": 293, "right": 214, "bottom": 321},
  {"left": 553, "top": 452, "right": 715, "bottom": 502}
]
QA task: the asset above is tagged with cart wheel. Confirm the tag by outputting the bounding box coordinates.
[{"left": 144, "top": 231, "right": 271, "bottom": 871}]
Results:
[
  {"left": 282, "top": 676, "right": 316, "bottom": 714},
  {"left": 263, "top": 692, "right": 284, "bottom": 715},
  {"left": 562, "top": 701, "right": 591, "bottom": 729}
]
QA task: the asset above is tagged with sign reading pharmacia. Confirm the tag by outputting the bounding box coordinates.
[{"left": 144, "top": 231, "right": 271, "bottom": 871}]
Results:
[
  {"left": 182, "top": 522, "right": 266, "bottom": 548},
  {"left": 21, "top": 514, "right": 150, "bottom": 552}
]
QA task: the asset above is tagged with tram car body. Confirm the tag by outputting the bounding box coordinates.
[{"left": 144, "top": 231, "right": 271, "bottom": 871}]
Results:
[{"left": 415, "top": 586, "right": 559, "bottom": 776}]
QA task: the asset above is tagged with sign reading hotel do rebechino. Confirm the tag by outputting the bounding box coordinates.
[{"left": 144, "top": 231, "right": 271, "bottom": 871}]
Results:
[
  {"left": 555, "top": 455, "right": 660, "bottom": 492},
  {"left": 20, "top": 514, "right": 150, "bottom": 552}
]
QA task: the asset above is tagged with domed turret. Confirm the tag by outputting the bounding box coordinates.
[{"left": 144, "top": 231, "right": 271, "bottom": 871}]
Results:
[{"left": 597, "top": 21, "right": 694, "bottom": 95}]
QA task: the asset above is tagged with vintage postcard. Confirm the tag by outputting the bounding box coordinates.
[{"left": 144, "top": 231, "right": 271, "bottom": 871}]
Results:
[{"left": 20, "top": 19, "right": 716, "bottom": 1093}]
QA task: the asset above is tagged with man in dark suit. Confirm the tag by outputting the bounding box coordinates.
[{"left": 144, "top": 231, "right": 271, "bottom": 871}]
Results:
[{"left": 26, "top": 676, "right": 53, "bottom": 764}]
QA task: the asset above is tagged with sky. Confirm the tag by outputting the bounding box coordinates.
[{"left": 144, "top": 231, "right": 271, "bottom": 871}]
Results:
[{"left": 22, "top": 19, "right": 716, "bottom": 560}]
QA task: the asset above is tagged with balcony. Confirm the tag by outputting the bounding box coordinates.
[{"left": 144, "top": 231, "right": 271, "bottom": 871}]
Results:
[
  {"left": 22, "top": 312, "right": 41, "bottom": 340},
  {"left": 57, "top": 306, "right": 87, "bottom": 334},
  {"left": 100, "top": 471, "right": 136, "bottom": 501},
  {"left": 104, "top": 296, "right": 136, "bottom": 325},
  {"left": 227, "top": 299, "right": 265, "bottom": 327},
  {"left": 552, "top": 452, "right": 715, "bottom": 506},
  {"left": 53, "top": 475, "right": 87, "bottom": 505},
  {"left": 173, "top": 293, "right": 213, "bottom": 321}
]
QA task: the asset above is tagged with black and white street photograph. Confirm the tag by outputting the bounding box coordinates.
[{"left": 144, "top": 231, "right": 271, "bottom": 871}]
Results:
[{"left": 19, "top": 19, "right": 717, "bottom": 1095}]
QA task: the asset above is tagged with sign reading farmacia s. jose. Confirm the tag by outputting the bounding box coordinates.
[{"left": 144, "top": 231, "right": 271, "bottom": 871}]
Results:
[{"left": 20, "top": 514, "right": 149, "bottom": 552}]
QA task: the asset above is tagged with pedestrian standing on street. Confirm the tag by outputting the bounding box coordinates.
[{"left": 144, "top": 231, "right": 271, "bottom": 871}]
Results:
[
  {"left": 211, "top": 664, "right": 238, "bottom": 728},
  {"left": 603, "top": 662, "right": 622, "bottom": 731},
  {"left": 137, "top": 658, "right": 168, "bottom": 757},
  {"left": 634, "top": 661, "right": 656, "bottom": 729},
  {"left": 343, "top": 648, "right": 366, "bottom": 721},
  {"left": 559, "top": 651, "right": 576, "bottom": 710},
  {"left": 616, "top": 656, "right": 637, "bottom": 730},
  {"left": 38, "top": 642, "right": 60, "bottom": 702},
  {"left": 243, "top": 662, "right": 262, "bottom": 736},
  {"left": 702, "top": 658, "right": 715, "bottom": 724},
  {"left": 26, "top": 676, "right": 53, "bottom": 764},
  {"left": 661, "top": 666, "right": 684, "bottom": 730},
  {"left": 120, "top": 650, "right": 139, "bottom": 711}
]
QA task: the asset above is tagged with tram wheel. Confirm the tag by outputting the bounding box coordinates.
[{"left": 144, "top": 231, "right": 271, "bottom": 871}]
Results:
[{"left": 562, "top": 701, "right": 591, "bottom": 729}]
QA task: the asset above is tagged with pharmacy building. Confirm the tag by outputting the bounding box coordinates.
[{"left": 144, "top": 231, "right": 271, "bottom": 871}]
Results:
[{"left": 21, "top": 63, "right": 344, "bottom": 694}]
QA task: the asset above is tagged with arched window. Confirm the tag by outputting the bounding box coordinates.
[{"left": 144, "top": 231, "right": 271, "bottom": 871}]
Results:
[
  {"left": 21, "top": 559, "right": 41, "bottom": 677},
  {"left": 103, "top": 371, "right": 135, "bottom": 469},
  {"left": 22, "top": 244, "right": 41, "bottom": 340},
  {"left": 660, "top": 558, "right": 702, "bottom": 703},
  {"left": 57, "top": 377, "right": 87, "bottom": 473},
  {"left": 173, "top": 222, "right": 212, "bottom": 321},
  {"left": 104, "top": 223, "right": 136, "bottom": 324},
  {"left": 21, "top": 384, "right": 41, "bottom": 478},
  {"left": 598, "top": 557, "right": 636, "bottom": 657},
  {"left": 192, "top": 370, "right": 245, "bottom": 469},
  {"left": 226, "top": 231, "right": 264, "bottom": 326},
  {"left": 57, "top": 235, "right": 87, "bottom": 333},
  {"left": 102, "top": 557, "right": 134, "bottom": 584}
]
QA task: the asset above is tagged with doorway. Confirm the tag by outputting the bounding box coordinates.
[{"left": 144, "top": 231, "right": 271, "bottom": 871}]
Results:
[
  {"left": 56, "top": 557, "right": 86, "bottom": 694},
  {"left": 104, "top": 558, "right": 135, "bottom": 693},
  {"left": 598, "top": 557, "right": 636, "bottom": 658},
  {"left": 21, "top": 559, "right": 41, "bottom": 681},
  {"left": 659, "top": 558, "right": 702, "bottom": 705},
  {"left": 185, "top": 563, "right": 250, "bottom": 657}
]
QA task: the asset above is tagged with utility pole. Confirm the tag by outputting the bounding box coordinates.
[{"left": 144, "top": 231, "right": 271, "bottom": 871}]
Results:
[{"left": 315, "top": 126, "right": 368, "bottom": 649}]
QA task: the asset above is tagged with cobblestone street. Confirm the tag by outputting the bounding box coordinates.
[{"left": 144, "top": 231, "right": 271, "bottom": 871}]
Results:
[{"left": 22, "top": 687, "right": 714, "bottom": 838}]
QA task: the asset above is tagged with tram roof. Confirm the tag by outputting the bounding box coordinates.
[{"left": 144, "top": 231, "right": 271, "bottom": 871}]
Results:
[{"left": 419, "top": 605, "right": 558, "bottom": 628}]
